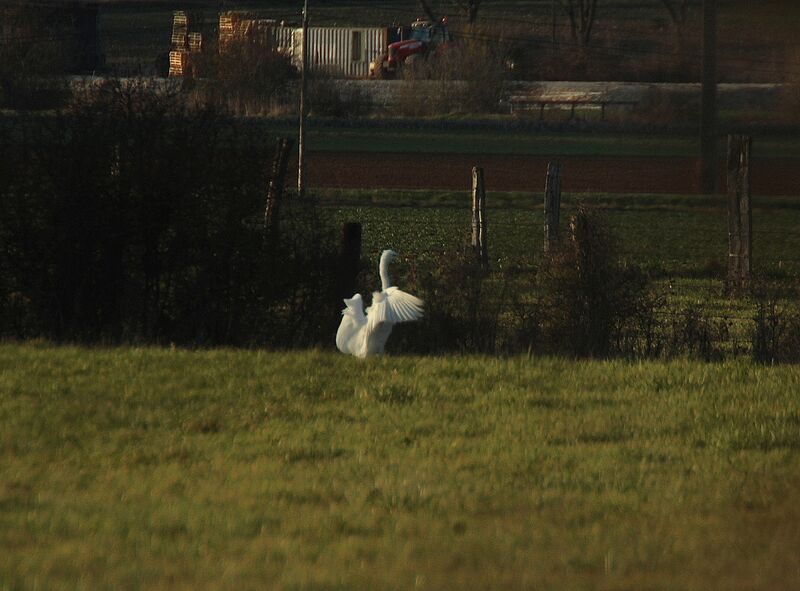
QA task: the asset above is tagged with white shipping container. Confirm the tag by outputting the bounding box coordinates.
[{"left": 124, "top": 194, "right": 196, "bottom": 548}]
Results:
[
  {"left": 292, "top": 27, "right": 387, "bottom": 78},
  {"left": 273, "top": 25, "right": 294, "bottom": 55}
]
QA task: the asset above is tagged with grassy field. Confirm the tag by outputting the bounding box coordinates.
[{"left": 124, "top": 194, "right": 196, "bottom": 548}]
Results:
[
  {"left": 1, "top": 344, "right": 800, "bottom": 590},
  {"left": 295, "top": 126, "right": 800, "bottom": 158},
  {"left": 321, "top": 190, "right": 800, "bottom": 277}
]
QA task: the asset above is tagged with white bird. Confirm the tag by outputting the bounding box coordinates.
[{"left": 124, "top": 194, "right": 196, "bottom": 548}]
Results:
[{"left": 336, "top": 249, "right": 424, "bottom": 358}]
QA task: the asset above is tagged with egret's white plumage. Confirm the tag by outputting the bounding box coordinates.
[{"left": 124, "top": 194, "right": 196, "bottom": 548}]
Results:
[{"left": 336, "top": 250, "right": 424, "bottom": 358}]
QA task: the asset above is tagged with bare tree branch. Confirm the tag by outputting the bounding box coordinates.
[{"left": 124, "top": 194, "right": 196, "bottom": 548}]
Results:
[
  {"left": 659, "top": 0, "right": 690, "bottom": 27},
  {"left": 557, "top": 0, "right": 599, "bottom": 46},
  {"left": 453, "top": 0, "right": 482, "bottom": 24},
  {"left": 417, "top": 1, "right": 482, "bottom": 24},
  {"left": 417, "top": 0, "right": 439, "bottom": 22}
]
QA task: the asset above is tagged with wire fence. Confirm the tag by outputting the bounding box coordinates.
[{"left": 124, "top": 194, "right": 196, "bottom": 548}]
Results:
[
  {"left": 325, "top": 199, "right": 800, "bottom": 271},
  {"left": 319, "top": 188, "right": 800, "bottom": 359}
]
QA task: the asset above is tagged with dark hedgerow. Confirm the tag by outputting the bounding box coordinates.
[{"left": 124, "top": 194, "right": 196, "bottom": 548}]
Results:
[{"left": 0, "top": 80, "right": 340, "bottom": 347}]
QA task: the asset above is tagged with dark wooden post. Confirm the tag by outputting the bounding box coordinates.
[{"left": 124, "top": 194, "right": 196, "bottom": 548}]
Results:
[
  {"left": 339, "top": 222, "right": 362, "bottom": 299},
  {"left": 471, "top": 166, "right": 488, "bottom": 268},
  {"left": 738, "top": 138, "right": 752, "bottom": 284},
  {"left": 727, "top": 134, "right": 751, "bottom": 289},
  {"left": 110, "top": 142, "right": 121, "bottom": 178},
  {"left": 265, "top": 136, "right": 293, "bottom": 237},
  {"left": 297, "top": 0, "right": 310, "bottom": 198},
  {"left": 544, "top": 161, "right": 561, "bottom": 253}
]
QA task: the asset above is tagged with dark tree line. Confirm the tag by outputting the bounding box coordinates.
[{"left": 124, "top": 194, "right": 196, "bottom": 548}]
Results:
[{"left": 0, "top": 81, "right": 342, "bottom": 346}]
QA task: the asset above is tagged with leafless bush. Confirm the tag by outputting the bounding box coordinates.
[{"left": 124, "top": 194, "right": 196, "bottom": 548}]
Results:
[
  {"left": 630, "top": 86, "right": 700, "bottom": 126},
  {"left": 664, "top": 304, "right": 730, "bottom": 361},
  {"left": 752, "top": 297, "right": 800, "bottom": 364},
  {"left": 203, "top": 38, "right": 295, "bottom": 115},
  {"left": 536, "top": 206, "right": 657, "bottom": 358},
  {"left": 383, "top": 247, "right": 505, "bottom": 354},
  {"left": 395, "top": 38, "right": 506, "bottom": 116},
  {"left": 0, "top": 5, "right": 72, "bottom": 109},
  {"left": 308, "top": 73, "right": 371, "bottom": 118}
]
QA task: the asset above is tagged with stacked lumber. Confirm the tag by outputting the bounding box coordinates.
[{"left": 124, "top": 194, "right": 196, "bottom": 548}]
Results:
[
  {"left": 169, "top": 11, "right": 203, "bottom": 78},
  {"left": 171, "top": 10, "right": 187, "bottom": 50},
  {"left": 188, "top": 32, "right": 203, "bottom": 53},
  {"left": 168, "top": 50, "right": 187, "bottom": 77},
  {"left": 218, "top": 11, "right": 293, "bottom": 55}
]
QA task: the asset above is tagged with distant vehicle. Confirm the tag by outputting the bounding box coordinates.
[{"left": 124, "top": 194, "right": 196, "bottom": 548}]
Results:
[{"left": 369, "top": 18, "right": 452, "bottom": 77}]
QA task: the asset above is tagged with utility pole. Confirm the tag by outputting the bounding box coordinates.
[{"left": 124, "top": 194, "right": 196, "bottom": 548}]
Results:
[
  {"left": 700, "top": 0, "right": 717, "bottom": 194},
  {"left": 552, "top": 0, "right": 557, "bottom": 50},
  {"left": 297, "top": 0, "right": 309, "bottom": 198}
]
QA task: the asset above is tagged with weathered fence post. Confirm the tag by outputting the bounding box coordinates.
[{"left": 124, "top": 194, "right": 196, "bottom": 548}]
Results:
[
  {"left": 471, "top": 166, "right": 488, "bottom": 268},
  {"left": 339, "top": 222, "right": 362, "bottom": 299},
  {"left": 544, "top": 161, "right": 561, "bottom": 253},
  {"left": 726, "top": 134, "right": 751, "bottom": 289},
  {"left": 110, "top": 142, "right": 121, "bottom": 178},
  {"left": 265, "top": 136, "right": 294, "bottom": 238}
]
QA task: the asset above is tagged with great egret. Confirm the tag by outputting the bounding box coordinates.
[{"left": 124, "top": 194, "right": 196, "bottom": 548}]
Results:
[{"left": 336, "top": 249, "right": 424, "bottom": 358}]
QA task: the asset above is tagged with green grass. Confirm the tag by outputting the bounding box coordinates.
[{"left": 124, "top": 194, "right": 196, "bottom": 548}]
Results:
[
  {"left": 320, "top": 189, "right": 800, "bottom": 278},
  {"left": 298, "top": 127, "right": 800, "bottom": 157},
  {"left": 1, "top": 344, "right": 800, "bottom": 590}
]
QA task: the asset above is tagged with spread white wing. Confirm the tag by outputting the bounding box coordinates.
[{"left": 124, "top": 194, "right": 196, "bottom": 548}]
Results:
[
  {"left": 365, "top": 287, "right": 424, "bottom": 329},
  {"left": 360, "top": 288, "right": 423, "bottom": 357}
]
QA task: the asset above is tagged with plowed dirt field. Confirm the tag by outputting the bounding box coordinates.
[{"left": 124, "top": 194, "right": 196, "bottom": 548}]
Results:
[{"left": 308, "top": 152, "right": 800, "bottom": 195}]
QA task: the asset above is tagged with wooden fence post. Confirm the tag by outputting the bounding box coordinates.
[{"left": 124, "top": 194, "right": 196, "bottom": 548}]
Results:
[
  {"left": 339, "top": 222, "right": 362, "bottom": 299},
  {"left": 471, "top": 166, "right": 488, "bottom": 268},
  {"left": 544, "top": 161, "right": 561, "bottom": 253},
  {"left": 738, "top": 136, "right": 752, "bottom": 284},
  {"left": 726, "top": 134, "right": 751, "bottom": 289},
  {"left": 110, "top": 142, "right": 122, "bottom": 180},
  {"left": 265, "top": 136, "right": 294, "bottom": 238}
]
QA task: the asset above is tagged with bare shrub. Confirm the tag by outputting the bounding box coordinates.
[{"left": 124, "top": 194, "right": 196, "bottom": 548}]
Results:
[
  {"left": 536, "top": 206, "right": 657, "bottom": 358},
  {"left": 630, "top": 86, "right": 700, "bottom": 126},
  {"left": 381, "top": 247, "right": 510, "bottom": 355},
  {"left": 307, "top": 73, "right": 371, "bottom": 118},
  {"left": 395, "top": 38, "right": 506, "bottom": 116},
  {"left": 664, "top": 304, "right": 730, "bottom": 361},
  {"left": 752, "top": 298, "right": 800, "bottom": 364},
  {"left": 0, "top": 5, "right": 72, "bottom": 109},
  {"left": 204, "top": 37, "right": 295, "bottom": 115}
]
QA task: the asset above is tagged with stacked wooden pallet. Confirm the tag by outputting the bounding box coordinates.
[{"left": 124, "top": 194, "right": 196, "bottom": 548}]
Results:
[
  {"left": 169, "top": 11, "right": 204, "bottom": 77},
  {"left": 168, "top": 50, "right": 187, "bottom": 77},
  {"left": 188, "top": 32, "right": 203, "bottom": 53},
  {"left": 168, "top": 11, "right": 188, "bottom": 77},
  {"left": 218, "top": 11, "right": 237, "bottom": 51},
  {"left": 218, "top": 11, "right": 293, "bottom": 55},
  {"left": 171, "top": 11, "right": 187, "bottom": 49}
]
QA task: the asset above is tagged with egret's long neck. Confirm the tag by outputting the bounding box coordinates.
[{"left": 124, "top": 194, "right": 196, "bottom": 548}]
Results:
[{"left": 379, "top": 253, "right": 393, "bottom": 291}]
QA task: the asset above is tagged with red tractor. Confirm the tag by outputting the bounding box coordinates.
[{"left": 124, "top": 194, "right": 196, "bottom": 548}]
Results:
[{"left": 370, "top": 18, "right": 452, "bottom": 77}]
